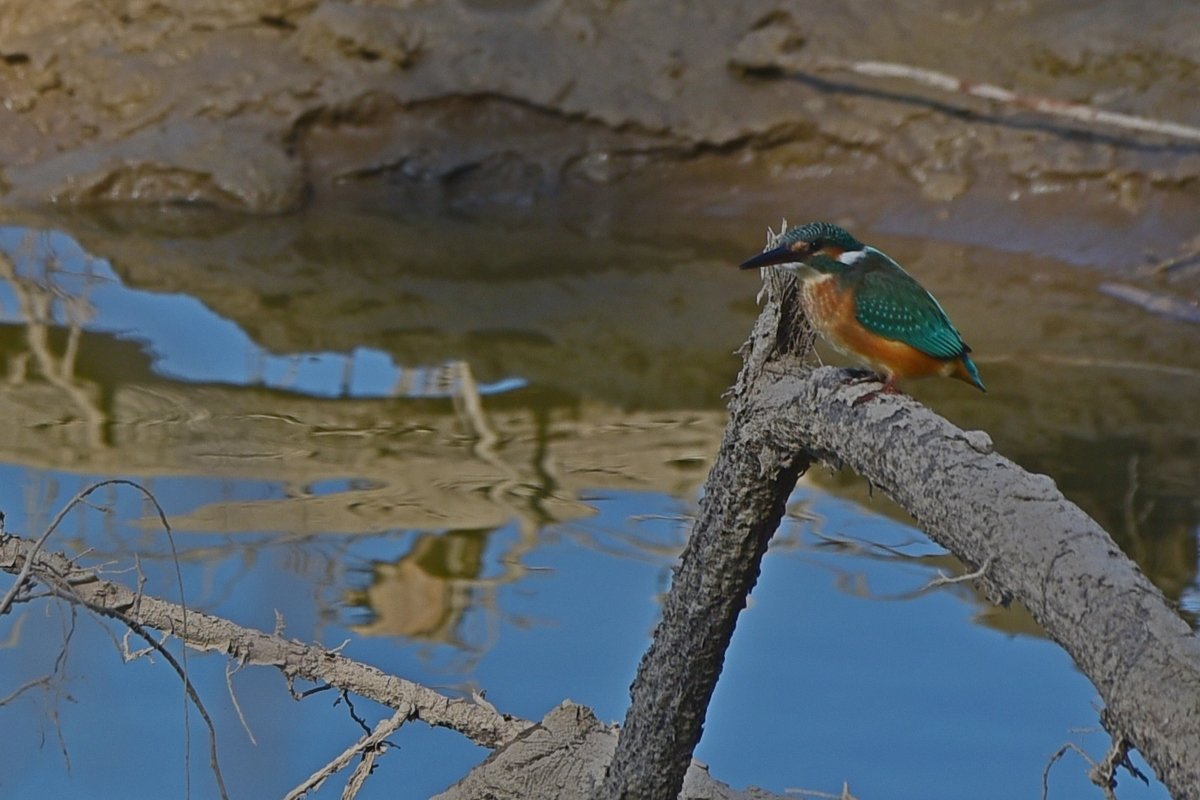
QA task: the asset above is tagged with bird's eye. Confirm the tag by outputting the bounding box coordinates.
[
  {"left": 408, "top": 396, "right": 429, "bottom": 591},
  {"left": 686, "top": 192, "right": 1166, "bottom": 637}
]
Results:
[{"left": 808, "top": 238, "right": 825, "bottom": 251}]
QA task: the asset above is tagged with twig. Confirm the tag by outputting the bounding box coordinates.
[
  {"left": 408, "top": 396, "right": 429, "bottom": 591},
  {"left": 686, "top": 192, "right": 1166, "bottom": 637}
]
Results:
[
  {"left": 1092, "top": 735, "right": 1148, "bottom": 792},
  {"left": 1043, "top": 743, "right": 1102, "bottom": 800},
  {"left": 339, "top": 690, "right": 373, "bottom": 735},
  {"left": 100, "top": 609, "right": 231, "bottom": 800},
  {"left": 0, "top": 480, "right": 196, "bottom": 797},
  {"left": 225, "top": 660, "right": 258, "bottom": 745},
  {"left": 1042, "top": 736, "right": 1149, "bottom": 799},
  {"left": 918, "top": 557, "right": 993, "bottom": 593},
  {"left": 283, "top": 704, "right": 411, "bottom": 800},
  {"left": 0, "top": 674, "right": 52, "bottom": 706}
]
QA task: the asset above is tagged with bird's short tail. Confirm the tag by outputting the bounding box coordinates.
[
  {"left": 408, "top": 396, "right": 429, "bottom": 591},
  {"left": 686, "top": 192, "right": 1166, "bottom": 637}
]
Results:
[{"left": 955, "top": 354, "right": 986, "bottom": 392}]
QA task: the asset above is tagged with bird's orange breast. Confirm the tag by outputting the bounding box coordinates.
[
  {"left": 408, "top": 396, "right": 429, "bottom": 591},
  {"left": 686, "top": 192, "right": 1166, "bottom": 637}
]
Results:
[{"left": 800, "top": 276, "right": 962, "bottom": 381}]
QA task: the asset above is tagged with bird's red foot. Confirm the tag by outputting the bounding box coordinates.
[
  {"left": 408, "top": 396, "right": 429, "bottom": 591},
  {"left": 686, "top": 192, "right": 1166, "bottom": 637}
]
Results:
[{"left": 850, "top": 374, "right": 902, "bottom": 407}]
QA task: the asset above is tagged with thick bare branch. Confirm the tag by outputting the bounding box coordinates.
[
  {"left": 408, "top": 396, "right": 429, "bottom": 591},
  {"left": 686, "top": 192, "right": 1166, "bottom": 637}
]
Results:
[
  {"left": 602, "top": 238, "right": 1200, "bottom": 800},
  {"left": 599, "top": 256, "right": 816, "bottom": 800},
  {"left": 747, "top": 365, "right": 1200, "bottom": 797},
  {"left": 0, "top": 530, "right": 790, "bottom": 800},
  {"left": 0, "top": 534, "right": 530, "bottom": 749}
]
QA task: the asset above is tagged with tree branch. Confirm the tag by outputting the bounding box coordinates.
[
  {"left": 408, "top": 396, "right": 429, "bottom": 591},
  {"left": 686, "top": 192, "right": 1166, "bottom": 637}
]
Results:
[
  {"left": 601, "top": 235, "right": 1200, "bottom": 799},
  {"left": 600, "top": 258, "right": 816, "bottom": 800},
  {"left": 748, "top": 365, "right": 1200, "bottom": 797},
  {"left": 0, "top": 529, "right": 792, "bottom": 799},
  {"left": 0, "top": 533, "right": 530, "bottom": 750}
]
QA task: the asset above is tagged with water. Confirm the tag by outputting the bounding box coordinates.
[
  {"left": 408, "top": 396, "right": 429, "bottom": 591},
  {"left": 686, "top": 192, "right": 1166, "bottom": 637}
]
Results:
[{"left": 0, "top": 206, "right": 1193, "bottom": 799}]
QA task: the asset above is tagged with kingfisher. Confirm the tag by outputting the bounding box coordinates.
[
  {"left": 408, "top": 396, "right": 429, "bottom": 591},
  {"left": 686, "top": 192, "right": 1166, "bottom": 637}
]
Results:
[{"left": 739, "top": 222, "right": 985, "bottom": 398}]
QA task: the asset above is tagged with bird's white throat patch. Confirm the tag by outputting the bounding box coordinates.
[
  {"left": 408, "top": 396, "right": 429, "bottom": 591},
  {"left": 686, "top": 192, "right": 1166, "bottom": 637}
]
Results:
[{"left": 837, "top": 248, "right": 869, "bottom": 265}]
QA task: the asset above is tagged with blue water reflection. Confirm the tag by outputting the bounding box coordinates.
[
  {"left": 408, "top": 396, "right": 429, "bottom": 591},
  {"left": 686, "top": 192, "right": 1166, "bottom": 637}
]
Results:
[
  {"left": 0, "top": 469, "right": 1170, "bottom": 799},
  {"left": 0, "top": 227, "right": 524, "bottom": 399},
  {"left": 0, "top": 216, "right": 1183, "bottom": 799}
]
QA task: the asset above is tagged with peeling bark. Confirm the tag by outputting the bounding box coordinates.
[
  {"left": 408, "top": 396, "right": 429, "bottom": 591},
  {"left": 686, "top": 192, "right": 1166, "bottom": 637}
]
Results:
[{"left": 599, "top": 267, "right": 815, "bottom": 800}]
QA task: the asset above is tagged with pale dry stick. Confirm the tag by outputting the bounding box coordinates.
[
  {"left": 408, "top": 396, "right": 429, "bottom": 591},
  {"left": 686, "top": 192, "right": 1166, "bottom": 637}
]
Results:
[
  {"left": 1098, "top": 283, "right": 1200, "bottom": 325},
  {"left": 284, "top": 704, "right": 412, "bottom": 800},
  {"left": 786, "top": 783, "right": 858, "bottom": 800},
  {"left": 918, "top": 557, "right": 994, "bottom": 593},
  {"left": 341, "top": 743, "right": 386, "bottom": 800},
  {"left": 225, "top": 660, "right": 258, "bottom": 745},
  {"left": 808, "top": 58, "right": 1200, "bottom": 144},
  {"left": 730, "top": 50, "right": 1200, "bottom": 145}
]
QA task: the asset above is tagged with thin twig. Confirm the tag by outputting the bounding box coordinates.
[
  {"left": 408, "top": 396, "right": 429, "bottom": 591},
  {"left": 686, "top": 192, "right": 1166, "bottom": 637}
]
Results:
[
  {"left": 105, "top": 611, "right": 231, "bottom": 800},
  {"left": 1148, "top": 244, "right": 1200, "bottom": 276},
  {"left": 283, "top": 705, "right": 411, "bottom": 800},
  {"left": 1042, "top": 743, "right": 1113, "bottom": 800},
  {"left": 0, "top": 674, "right": 52, "bottom": 706},
  {"left": 225, "top": 660, "right": 258, "bottom": 745},
  {"left": 918, "top": 557, "right": 994, "bottom": 593}
]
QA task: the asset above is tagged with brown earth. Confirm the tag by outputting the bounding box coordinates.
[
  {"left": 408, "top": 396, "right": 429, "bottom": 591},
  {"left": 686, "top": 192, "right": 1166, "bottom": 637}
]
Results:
[{"left": 0, "top": 0, "right": 1198, "bottom": 268}]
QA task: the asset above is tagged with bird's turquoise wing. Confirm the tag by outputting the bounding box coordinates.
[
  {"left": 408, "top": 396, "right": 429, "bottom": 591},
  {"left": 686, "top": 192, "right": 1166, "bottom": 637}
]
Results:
[{"left": 853, "top": 269, "right": 967, "bottom": 359}]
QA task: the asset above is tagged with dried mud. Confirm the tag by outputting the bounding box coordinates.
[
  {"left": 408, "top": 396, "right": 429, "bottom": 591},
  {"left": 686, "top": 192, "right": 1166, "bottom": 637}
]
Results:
[{"left": 0, "top": 0, "right": 1196, "bottom": 267}]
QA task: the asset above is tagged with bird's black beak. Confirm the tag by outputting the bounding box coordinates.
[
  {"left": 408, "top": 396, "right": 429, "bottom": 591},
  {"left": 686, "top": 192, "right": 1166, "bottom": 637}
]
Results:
[{"left": 738, "top": 244, "right": 806, "bottom": 270}]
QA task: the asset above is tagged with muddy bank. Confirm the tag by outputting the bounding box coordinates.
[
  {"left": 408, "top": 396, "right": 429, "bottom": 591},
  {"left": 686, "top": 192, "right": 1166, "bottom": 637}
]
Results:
[{"left": 0, "top": 1, "right": 1197, "bottom": 252}]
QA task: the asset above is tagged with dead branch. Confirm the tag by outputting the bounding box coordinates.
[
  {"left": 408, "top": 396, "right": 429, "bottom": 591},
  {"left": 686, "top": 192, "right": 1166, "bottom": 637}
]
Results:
[
  {"left": 810, "top": 58, "right": 1200, "bottom": 143},
  {"left": 599, "top": 245, "right": 815, "bottom": 800},
  {"left": 0, "top": 529, "right": 787, "bottom": 800},
  {"left": 729, "top": 50, "right": 1200, "bottom": 145},
  {"left": 601, "top": 229, "right": 1200, "bottom": 799},
  {"left": 0, "top": 532, "right": 531, "bottom": 749},
  {"left": 115, "top": 613, "right": 231, "bottom": 800},
  {"left": 732, "top": 364, "right": 1200, "bottom": 797}
]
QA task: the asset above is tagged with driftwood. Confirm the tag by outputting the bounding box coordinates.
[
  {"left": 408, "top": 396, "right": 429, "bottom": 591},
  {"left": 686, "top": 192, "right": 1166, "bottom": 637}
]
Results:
[{"left": 600, "top": 250, "right": 1200, "bottom": 799}]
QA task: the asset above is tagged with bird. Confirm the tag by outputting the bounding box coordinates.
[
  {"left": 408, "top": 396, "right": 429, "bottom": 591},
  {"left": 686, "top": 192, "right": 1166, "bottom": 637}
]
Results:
[{"left": 738, "top": 221, "right": 985, "bottom": 400}]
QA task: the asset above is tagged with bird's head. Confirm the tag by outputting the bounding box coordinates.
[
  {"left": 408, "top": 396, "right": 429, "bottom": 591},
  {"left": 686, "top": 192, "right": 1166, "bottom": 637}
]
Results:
[{"left": 738, "top": 222, "right": 866, "bottom": 272}]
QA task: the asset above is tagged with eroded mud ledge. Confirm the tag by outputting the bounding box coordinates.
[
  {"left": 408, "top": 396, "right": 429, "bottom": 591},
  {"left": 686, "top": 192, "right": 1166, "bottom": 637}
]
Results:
[{"left": 0, "top": 1, "right": 1198, "bottom": 264}]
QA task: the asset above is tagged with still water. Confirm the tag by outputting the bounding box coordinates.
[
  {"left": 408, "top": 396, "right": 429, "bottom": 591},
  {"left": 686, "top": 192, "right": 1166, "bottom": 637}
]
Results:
[{"left": 0, "top": 205, "right": 1194, "bottom": 799}]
